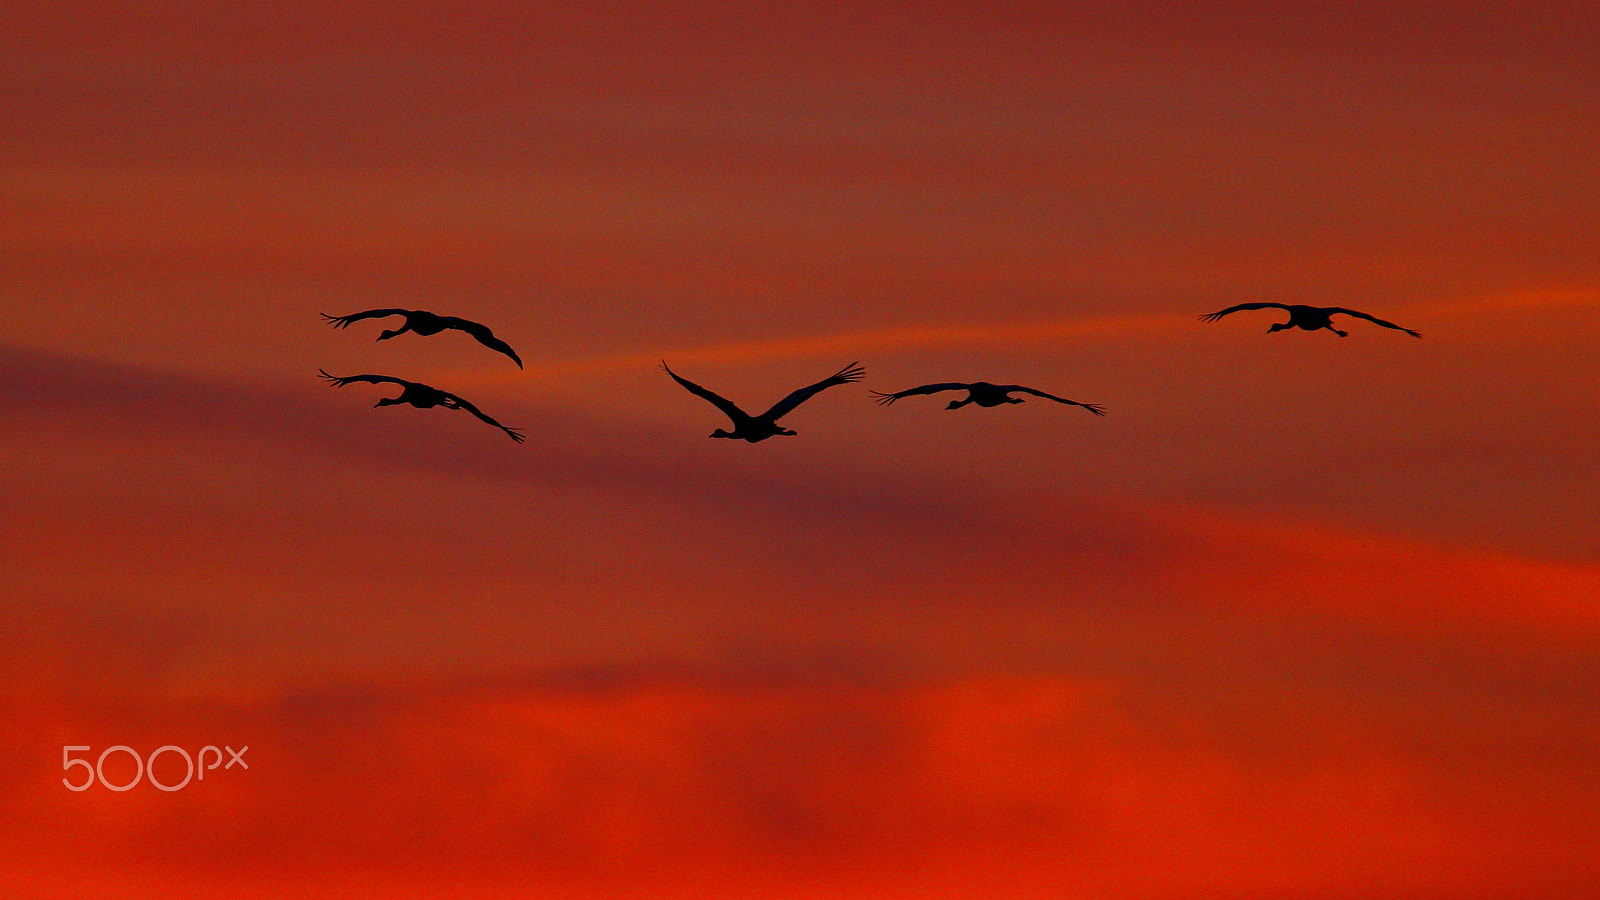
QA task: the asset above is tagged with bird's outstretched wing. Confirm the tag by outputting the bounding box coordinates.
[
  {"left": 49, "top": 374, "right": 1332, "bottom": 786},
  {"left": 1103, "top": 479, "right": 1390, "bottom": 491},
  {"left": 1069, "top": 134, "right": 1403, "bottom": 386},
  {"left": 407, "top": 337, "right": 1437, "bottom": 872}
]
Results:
[
  {"left": 1325, "top": 307, "right": 1422, "bottom": 337},
  {"left": 762, "top": 362, "right": 865, "bottom": 421},
  {"left": 1002, "top": 385, "right": 1107, "bottom": 416},
  {"left": 318, "top": 369, "right": 416, "bottom": 389},
  {"left": 441, "top": 316, "right": 524, "bottom": 367},
  {"left": 440, "top": 391, "right": 525, "bottom": 443},
  {"left": 869, "top": 383, "right": 971, "bottom": 406},
  {"left": 321, "top": 309, "right": 410, "bottom": 329},
  {"left": 1199, "top": 302, "right": 1291, "bottom": 322},
  {"left": 661, "top": 361, "right": 751, "bottom": 427}
]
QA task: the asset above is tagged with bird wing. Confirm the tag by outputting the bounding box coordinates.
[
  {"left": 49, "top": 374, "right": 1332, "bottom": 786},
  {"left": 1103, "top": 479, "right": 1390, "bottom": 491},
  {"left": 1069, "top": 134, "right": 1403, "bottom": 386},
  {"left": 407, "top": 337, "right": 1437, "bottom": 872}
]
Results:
[
  {"left": 440, "top": 391, "right": 525, "bottom": 443},
  {"left": 1001, "top": 385, "right": 1107, "bottom": 416},
  {"left": 868, "top": 383, "right": 971, "bottom": 406},
  {"left": 1198, "top": 302, "right": 1291, "bottom": 322},
  {"left": 661, "top": 362, "right": 751, "bottom": 426},
  {"left": 320, "top": 309, "right": 410, "bottom": 328},
  {"left": 1325, "top": 307, "right": 1422, "bottom": 337},
  {"left": 318, "top": 370, "right": 416, "bottom": 389},
  {"left": 762, "top": 362, "right": 866, "bottom": 421},
  {"left": 440, "top": 316, "right": 524, "bottom": 367}
]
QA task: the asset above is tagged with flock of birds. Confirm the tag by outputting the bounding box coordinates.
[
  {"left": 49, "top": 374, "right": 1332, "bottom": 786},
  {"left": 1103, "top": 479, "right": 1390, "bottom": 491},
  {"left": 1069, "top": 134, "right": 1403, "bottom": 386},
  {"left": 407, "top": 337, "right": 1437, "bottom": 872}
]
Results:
[{"left": 318, "top": 302, "right": 1423, "bottom": 443}]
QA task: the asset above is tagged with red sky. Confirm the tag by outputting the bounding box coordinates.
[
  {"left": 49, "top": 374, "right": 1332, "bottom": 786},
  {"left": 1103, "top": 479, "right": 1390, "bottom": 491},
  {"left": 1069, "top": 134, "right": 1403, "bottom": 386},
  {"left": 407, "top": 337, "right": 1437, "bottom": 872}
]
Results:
[{"left": 4, "top": 2, "right": 1599, "bottom": 897}]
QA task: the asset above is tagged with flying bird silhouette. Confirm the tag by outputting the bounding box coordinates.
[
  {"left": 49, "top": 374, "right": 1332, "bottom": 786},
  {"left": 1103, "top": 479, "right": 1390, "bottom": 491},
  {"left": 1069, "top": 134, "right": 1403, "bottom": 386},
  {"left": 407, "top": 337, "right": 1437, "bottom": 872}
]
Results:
[
  {"left": 1199, "top": 303, "right": 1421, "bottom": 338},
  {"left": 871, "top": 381, "right": 1106, "bottom": 415},
  {"left": 662, "top": 361, "right": 865, "bottom": 442},
  {"left": 321, "top": 308, "right": 524, "bottom": 367},
  {"left": 318, "top": 370, "right": 524, "bottom": 442}
]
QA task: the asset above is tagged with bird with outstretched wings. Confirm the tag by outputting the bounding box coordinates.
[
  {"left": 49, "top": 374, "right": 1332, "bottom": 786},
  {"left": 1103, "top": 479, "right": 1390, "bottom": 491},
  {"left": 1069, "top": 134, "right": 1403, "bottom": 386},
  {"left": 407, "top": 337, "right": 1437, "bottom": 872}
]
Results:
[
  {"left": 871, "top": 381, "right": 1105, "bottom": 415},
  {"left": 321, "top": 308, "right": 524, "bottom": 366},
  {"left": 1199, "top": 302, "right": 1421, "bottom": 337},
  {"left": 319, "top": 370, "right": 524, "bottom": 442},
  {"left": 662, "top": 361, "right": 865, "bottom": 442}
]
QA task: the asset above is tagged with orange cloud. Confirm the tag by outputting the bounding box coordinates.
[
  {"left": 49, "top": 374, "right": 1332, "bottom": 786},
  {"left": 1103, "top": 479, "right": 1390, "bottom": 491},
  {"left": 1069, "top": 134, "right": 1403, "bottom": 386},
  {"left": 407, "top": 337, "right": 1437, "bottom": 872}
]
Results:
[
  {"left": 3, "top": 667, "right": 1597, "bottom": 897},
  {"left": 1166, "top": 509, "right": 1600, "bottom": 635}
]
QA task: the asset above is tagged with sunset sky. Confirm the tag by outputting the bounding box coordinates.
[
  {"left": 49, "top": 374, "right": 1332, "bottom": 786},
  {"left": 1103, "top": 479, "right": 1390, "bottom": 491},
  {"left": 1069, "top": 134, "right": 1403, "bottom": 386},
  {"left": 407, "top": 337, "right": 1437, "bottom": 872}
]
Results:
[{"left": 4, "top": 2, "right": 1599, "bottom": 897}]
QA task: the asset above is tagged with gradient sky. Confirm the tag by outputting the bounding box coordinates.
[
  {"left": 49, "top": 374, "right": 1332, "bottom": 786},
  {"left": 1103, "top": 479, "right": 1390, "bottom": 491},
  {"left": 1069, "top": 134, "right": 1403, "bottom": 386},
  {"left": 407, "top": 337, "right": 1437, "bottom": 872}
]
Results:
[{"left": 4, "top": 2, "right": 1599, "bottom": 897}]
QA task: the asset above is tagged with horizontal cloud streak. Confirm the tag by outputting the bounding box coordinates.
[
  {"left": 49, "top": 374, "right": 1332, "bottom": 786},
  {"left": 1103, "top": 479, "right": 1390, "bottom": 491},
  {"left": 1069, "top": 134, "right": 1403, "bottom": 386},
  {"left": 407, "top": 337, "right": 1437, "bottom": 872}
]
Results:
[
  {"left": 0, "top": 341, "right": 1104, "bottom": 545},
  {"left": 459, "top": 287, "right": 1600, "bottom": 384}
]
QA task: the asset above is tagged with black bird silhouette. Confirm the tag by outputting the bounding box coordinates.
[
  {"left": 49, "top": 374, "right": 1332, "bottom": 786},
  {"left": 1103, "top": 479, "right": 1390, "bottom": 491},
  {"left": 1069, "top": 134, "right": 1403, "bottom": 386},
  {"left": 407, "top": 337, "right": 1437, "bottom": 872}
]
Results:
[
  {"left": 662, "top": 361, "right": 865, "bottom": 442},
  {"left": 321, "top": 308, "right": 524, "bottom": 367},
  {"left": 871, "top": 381, "right": 1106, "bottom": 415},
  {"left": 1199, "top": 303, "right": 1421, "bottom": 338},
  {"left": 319, "top": 370, "right": 524, "bottom": 442}
]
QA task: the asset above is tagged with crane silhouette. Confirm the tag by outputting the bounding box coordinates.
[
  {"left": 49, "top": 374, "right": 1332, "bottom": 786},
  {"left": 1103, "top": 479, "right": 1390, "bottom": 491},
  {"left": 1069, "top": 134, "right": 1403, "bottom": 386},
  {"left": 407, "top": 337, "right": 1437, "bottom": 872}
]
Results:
[
  {"left": 321, "top": 308, "right": 524, "bottom": 366},
  {"left": 662, "top": 361, "right": 865, "bottom": 442},
  {"left": 1200, "top": 303, "right": 1421, "bottom": 338},
  {"left": 871, "top": 381, "right": 1105, "bottom": 415},
  {"left": 319, "top": 370, "right": 524, "bottom": 442}
]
